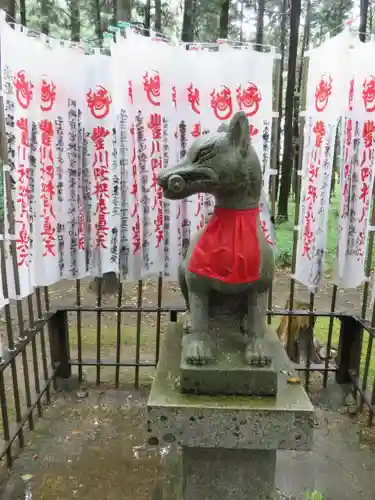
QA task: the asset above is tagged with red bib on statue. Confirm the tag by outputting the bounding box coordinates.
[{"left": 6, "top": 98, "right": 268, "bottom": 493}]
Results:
[{"left": 188, "top": 207, "right": 260, "bottom": 284}]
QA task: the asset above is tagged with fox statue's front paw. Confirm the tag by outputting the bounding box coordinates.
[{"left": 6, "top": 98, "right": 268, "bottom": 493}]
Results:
[
  {"left": 245, "top": 339, "right": 272, "bottom": 367},
  {"left": 182, "top": 332, "right": 215, "bottom": 365}
]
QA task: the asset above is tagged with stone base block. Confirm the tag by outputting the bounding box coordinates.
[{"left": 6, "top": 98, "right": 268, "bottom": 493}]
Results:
[
  {"left": 180, "top": 327, "right": 278, "bottom": 396},
  {"left": 182, "top": 447, "right": 276, "bottom": 500},
  {"left": 147, "top": 323, "right": 315, "bottom": 451},
  {"left": 152, "top": 448, "right": 276, "bottom": 500}
]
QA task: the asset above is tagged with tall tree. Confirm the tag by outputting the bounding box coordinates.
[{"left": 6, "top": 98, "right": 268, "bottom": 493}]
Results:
[
  {"left": 19, "top": 0, "right": 26, "bottom": 25},
  {"left": 277, "top": 0, "right": 302, "bottom": 221},
  {"left": 6, "top": 0, "right": 15, "bottom": 24},
  {"left": 117, "top": 0, "right": 131, "bottom": 22},
  {"left": 359, "top": 0, "right": 369, "bottom": 42},
  {"left": 181, "top": 0, "right": 196, "bottom": 42},
  {"left": 255, "top": 0, "right": 265, "bottom": 49},
  {"left": 275, "top": 0, "right": 288, "bottom": 199},
  {"left": 40, "top": 0, "right": 49, "bottom": 34},
  {"left": 144, "top": 0, "right": 151, "bottom": 34},
  {"left": 369, "top": 4, "right": 373, "bottom": 33},
  {"left": 219, "top": 0, "right": 230, "bottom": 39},
  {"left": 239, "top": 0, "right": 245, "bottom": 41},
  {"left": 155, "top": 0, "right": 162, "bottom": 31},
  {"left": 70, "top": 0, "right": 80, "bottom": 41},
  {"left": 112, "top": 0, "right": 118, "bottom": 26},
  {"left": 94, "top": 0, "right": 102, "bottom": 41},
  {"left": 291, "top": 0, "right": 311, "bottom": 198}
]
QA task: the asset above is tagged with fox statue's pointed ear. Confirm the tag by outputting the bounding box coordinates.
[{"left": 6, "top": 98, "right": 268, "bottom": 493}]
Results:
[
  {"left": 227, "top": 111, "right": 250, "bottom": 153},
  {"left": 217, "top": 123, "right": 229, "bottom": 133}
]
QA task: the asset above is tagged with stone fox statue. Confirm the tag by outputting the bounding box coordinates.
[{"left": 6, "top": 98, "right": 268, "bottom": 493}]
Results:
[{"left": 157, "top": 111, "right": 275, "bottom": 367}]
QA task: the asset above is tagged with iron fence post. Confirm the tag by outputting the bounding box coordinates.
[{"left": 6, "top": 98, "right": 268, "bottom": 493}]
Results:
[
  {"left": 336, "top": 316, "right": 362, "bottom": 385},
  {"left": 49, "top": 310, "right": 71, "bottom": 379},
  {"left": 170, "top": 310, "right": 178, "bottom": 322}
]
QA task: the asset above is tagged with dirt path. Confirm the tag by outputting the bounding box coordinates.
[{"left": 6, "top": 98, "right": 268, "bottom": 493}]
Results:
[{"left": 0, "top": 382, "right": 374, "bottom": 500}]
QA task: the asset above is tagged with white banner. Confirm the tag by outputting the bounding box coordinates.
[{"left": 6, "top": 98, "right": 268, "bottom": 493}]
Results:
[
  {"left": 294, "top": 36, "right": 347, "bottom": 291},
  {"left": 335, "top": 41, "right": 375, "bottom": 288},
  {"left": 1, "top": 21, "right": 40, "bottom": 298},
  {"left": 0, "top": 18, "right": 282, "bottom": 288}
]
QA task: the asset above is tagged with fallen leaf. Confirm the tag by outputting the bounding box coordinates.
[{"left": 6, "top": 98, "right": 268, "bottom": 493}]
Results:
[
  {"left": 21, "top": 474, "right": 34, "bottom": 482},
  {"left": 287, "top": 377, "right": 301, "bottom": 385}
]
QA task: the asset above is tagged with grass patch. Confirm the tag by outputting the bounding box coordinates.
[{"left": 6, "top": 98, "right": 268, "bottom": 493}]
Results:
[
  {"left": 304, "top": 492, "right": 325, "bottom": 500},
  {"left": 69, "top": 324, "right": 157, "bottom": 349},
  {"left": 275, "top": 188, "right": 375, "bottom": 273},
  {"left": 69, "top": 319, "right": 375, "bottom": 384}
]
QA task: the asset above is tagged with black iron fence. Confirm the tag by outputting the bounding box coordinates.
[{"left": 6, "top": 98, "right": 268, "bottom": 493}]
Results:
[{"left": 0, "top": 276, "right": 374, "bottom": 470}]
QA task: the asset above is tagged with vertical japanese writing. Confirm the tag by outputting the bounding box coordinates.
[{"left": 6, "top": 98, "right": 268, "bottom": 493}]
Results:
[
  {"left": 82, "top": 127, "right": 92, "bottom": 268},
  {"left": 16, "top": 117, "right": 31, "bottom": 265},
  {"left": 302, "top": 120, "right": 325, "bottom": 260},
  {"left": 261, "top": 120, "right": 270, "bottom": 185},
  {"left": 130, "top": 123, "right": 141, "bottom": 256},
  {"left": 341, "top": 118, "right": 352, "bottom": 218},
  {"left": 90, "top": 126, "right": 110, "bottom": 249},
  {"left": 135, "top": 112, "right": 149, "bottom": 269},
  {"left": 110, "top": 125, "right": 119, "bottom": 265},
  {"left": 148, "top": 113, "right": 164, "bottom": 248},
  {"left": 347, "top": 121, "right": 361, "bottom": 256},
  {"left": 359, "top": 120, "right": 374, "bottom": 225},
  {"left": 163, "top": 117, "right": 170, "bottom": 276},
  {"left": 260, "top": 218, "right": 273, "bottom": 246},
  {"left": 77, "top": 108, "right": 85, "bottom": 257},
  {"left": 119, "top": 109, "right": 129, "bottom": 276},
  {"left": 29, "top": 121, "right": 37, "bottom": 258},
  {"left": 67, "top": 99, "right": 78, "bottom": 276},
  {"left": 179, "top": 120, "right": 190, "bottom": 256},
  {"left": 39, "top": 119, "right": 56, "bottom": 258},
  {"left": 55, "top": 115, "right": 64, "bottom": 276}
]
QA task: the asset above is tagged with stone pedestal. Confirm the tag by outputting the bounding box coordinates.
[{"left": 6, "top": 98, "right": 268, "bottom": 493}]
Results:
[
  {"left": 182, "top": 448, "right": 276, "bottom": 499},
  {"left": 148, "top": 323, "right": 315, "bottom": 499},
  {"left": 180, "top": 326, "right": 278, "bottom": 396}
]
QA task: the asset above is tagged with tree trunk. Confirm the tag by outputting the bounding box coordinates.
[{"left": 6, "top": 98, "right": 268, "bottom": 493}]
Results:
[
  {"left": 255, "top": 0, "right": 265, "bottom": 50},
  {"left": 89, "top": 272, "right": 120, "bottom": 295},
  {"left": 291, "top": 0, "right": 311, "bottom": 199},
  {"left": 94, "top": 0, "right": 102, "bottom": 42},
  {"left": 117, "top": 0, "right": 132, "bottom": 23},
  {"left": 112, "top": 0, "right": 118, "bottom": 26},
  {"left": 275, "top": 0, "right": 288, "bottom": 201},
  {"left": 181, "top": 0, "right": 196, "bottom": 43},
  {"left": 369, "top": 4, "right": 372, "bottom": 33},
  {"left": 219, "top": 0, "right": 230, "bottom": 39},
  {"left": 6, "top": 0, "right": 15, "bottom": 23},
  {"left": 239, "top": 0, "right": 245, "bottom": 42},
  {"left": 70, "top": 0, "right": 80, "bottom": 42},
  {"left": 155, "top": 0, "right": 162, "bottom": 32},
  {"left": 359, "top": 0, "right": 369, "bottom": 42},
  {"left": 19, "top": 0, "right": 26, "bottom": 25},
  {"left": 144, "top": 0, "right": 151, "bottom": 35},
  {"left": 40, "top": 0, "right": 49, "bottom": 35},
  {"left": 277, "top": 0, "right": 302, "bottom": 221}
]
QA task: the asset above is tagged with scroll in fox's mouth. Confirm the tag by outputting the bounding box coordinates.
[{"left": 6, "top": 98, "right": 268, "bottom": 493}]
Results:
[{"left": 157, "top": 164, "right": 218, "bottom": 199}]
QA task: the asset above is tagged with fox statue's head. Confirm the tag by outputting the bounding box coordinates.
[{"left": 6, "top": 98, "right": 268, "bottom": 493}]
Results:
[{"left": 157, "top": 111, "right": 262, "bottom": 206}]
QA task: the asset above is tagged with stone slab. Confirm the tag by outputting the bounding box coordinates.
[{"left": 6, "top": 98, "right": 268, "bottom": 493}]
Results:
[
  {"left": 147, "top": 322, "right": 315, "bottom": 451},
  {"left": 182, "top": 447, "right": 276, "bottom": 500},
  {"left": 152, "top": 448, "right": 276, "bottom": 500},
  {"left": 180, "top": 327, "right": 278, "bottom": 396}
]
